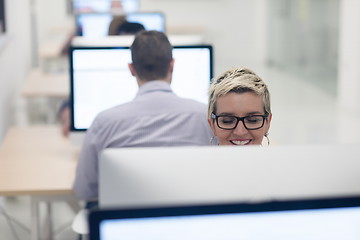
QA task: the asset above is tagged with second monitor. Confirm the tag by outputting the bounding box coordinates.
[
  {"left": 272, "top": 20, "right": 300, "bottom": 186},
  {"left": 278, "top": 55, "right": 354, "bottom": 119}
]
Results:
[
  {"left": 76, "top": 12, "right": 166, "bottom": 38},
  {"left": 70, "top": 45, "right": 213, "bottom": 132}
]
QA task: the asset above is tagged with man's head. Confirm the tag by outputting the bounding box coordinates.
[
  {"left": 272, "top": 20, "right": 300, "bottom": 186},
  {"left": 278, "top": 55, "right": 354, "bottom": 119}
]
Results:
[
  {"left": 129, "top": 31, "right": 173, "bottom": 82},
  {"left": 117, "top": 22, "right": 145, "bottom": 35}
]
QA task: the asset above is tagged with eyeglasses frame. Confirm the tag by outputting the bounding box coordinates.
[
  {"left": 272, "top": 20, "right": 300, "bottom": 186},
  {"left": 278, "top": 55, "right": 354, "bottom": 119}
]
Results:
[{"left": 211, "top": 112, "right": 269, "bottom": 130}]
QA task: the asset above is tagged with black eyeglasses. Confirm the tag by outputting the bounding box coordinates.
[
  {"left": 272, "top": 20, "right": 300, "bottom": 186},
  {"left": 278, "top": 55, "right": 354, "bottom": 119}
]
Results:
[{"left": 211, "top": 112, "right": 268, "bottom": 130}]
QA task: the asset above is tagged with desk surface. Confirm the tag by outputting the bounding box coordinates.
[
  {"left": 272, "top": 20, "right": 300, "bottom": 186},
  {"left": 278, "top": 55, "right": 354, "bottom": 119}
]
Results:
[
  {"left": 0, "top": 126, "right": 79, "bottom": 196},
  {"left": 22, "top": 69, "right": 69, "bottom": 98}
]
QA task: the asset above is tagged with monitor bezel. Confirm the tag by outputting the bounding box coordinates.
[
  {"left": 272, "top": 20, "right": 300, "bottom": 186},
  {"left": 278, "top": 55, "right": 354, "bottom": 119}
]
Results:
[{"left": 69, "top": 45, "right": 214, "bottom": 132}]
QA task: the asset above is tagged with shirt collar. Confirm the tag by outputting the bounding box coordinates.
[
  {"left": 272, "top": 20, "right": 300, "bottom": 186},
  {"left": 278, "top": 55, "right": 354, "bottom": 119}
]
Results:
[{"left": 137, "top": 80, "right": 173, "bottom": 96}]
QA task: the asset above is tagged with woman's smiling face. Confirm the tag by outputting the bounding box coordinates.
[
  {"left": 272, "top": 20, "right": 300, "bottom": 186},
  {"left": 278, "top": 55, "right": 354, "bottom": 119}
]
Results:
[{"left": 209, "top": 91, "right": 272, "bottom": 146}]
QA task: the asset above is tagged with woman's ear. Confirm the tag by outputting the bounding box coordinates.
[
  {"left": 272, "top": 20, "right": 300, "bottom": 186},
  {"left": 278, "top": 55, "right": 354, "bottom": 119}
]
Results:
[
  {"left": 208, "top": 118, "right": 217, "bottom": 136},
  {"left": 264, "top": 113, "right": 272, "bottom": 133}
]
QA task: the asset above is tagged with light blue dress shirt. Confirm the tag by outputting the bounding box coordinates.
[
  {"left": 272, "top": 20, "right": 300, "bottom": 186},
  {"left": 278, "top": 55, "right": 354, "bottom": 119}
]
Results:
[{"left": 73, "top": 80, "right": 213, "bottom": 200}]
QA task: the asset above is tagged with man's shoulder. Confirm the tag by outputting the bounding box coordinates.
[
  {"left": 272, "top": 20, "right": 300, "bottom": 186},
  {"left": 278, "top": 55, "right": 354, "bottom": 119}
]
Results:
[
  {"left": 174, "top": 97, "right": 207, "bottom": 110},
  {"left": 88, "top": 102, "right": 132, "bottom": 129},
  {"left": 92, "top": 95, "right": 207, "bottom": 126},
  {"left": 96, "top": 102, "right": 135, "bottom": 121}
]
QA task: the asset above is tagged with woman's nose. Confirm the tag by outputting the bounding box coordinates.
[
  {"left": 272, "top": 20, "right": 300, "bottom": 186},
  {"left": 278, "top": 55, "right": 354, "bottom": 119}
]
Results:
[{"left": 232, "top": 121, "right": 248, "bottom": 135}]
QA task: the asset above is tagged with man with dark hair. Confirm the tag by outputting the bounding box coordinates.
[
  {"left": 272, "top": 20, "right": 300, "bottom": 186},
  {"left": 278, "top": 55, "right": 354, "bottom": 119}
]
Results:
[
  {"left": 130, "top": 30, "right": 172, "bottom": 80},
  {"left": 117, "top": 21, "right": 145, "bottom": 35},
  {"left": 73, "top": 31, "right": 212, "bottom": 201}
]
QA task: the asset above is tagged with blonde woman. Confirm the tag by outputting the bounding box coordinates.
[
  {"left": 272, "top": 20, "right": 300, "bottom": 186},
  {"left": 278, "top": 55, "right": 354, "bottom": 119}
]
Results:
[{"left": 208, "top": 67, "right": 272, "bottom": 146}]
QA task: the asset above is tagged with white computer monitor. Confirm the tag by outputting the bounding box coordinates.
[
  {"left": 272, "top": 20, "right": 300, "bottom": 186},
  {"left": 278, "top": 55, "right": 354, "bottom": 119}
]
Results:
[
  {"left": 90, "top": 196, "right": 360, "bottom": 240},
  {"left": 69, "top": 45, "right": 213, "bottom": 132},
  {"left": 73, "top": 0, "right": 139, "bottom": 14},
  {"left": 125, "top": 12, "right": 165, "bottom": 32},
  {"left": 71, "top": 35, "right": 206, "bottom": 48},
  {"left": 76, "top": 13, "right": 114, "bottom": 38},
  {"left": 99, "top": 145, "right": 360, "bottom": 208},
  {"left": 76, "top": 12, "right": 165, "bottom": 38}
]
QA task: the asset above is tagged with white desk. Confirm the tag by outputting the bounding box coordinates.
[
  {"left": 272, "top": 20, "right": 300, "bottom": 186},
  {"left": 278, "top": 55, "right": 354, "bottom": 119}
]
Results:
[
  {"left": 0, "top": 126, "right": 80, "bottom": 240},
  {"left": 21, "top": 69, "right": 69, "bottom": 124},
  {"left": 22, "top": 69, "right": 69, "bottom": 98},
  {"left": 38, "top": 37, "right": 70, "bottom": 73}
]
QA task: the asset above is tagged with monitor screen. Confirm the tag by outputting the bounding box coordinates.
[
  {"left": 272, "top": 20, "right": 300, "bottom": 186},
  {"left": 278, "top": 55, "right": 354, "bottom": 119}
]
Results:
[
  {"left": 70, "top": 45, "right": 213, "bottom": 131},
  {"left": 125, "top": 12, "right": 165, "bottom": 33},
  {"left": 76, "top": 13, "right": 113, "bottom": 38},
  {"left": 89, "top": 197, "right": 360, "bottom": 240},
  {"left": 73, "top": 0, "right": 139, "bottom": 14},
  {"left": 76, "top": 12, "right": 165, "bottom": 38}
]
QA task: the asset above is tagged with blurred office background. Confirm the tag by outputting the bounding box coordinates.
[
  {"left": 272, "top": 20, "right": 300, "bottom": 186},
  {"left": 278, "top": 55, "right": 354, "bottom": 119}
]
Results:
[{"left": 1, "top": 0, "right": 360, "bottom": 144}]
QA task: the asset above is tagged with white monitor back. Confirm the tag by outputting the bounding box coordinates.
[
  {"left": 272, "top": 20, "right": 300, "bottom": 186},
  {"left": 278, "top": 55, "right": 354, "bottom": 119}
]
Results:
[
  {"left": 71, "top": 35, "right": 206, "bottom": 47},
  {"left": 99, "top": 145, "right": 360, "bottom": 208}
]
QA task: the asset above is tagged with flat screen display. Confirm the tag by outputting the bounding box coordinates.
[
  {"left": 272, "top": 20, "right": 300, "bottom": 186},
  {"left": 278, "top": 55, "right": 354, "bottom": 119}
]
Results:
[
  {"left": 125, "top": 12, "right": 165, "bottom": 33},
  {"left": 73, "top": 0, "right": 139, "bottom": 14},
  {"left": 76, "top": 12, "right": 165, "bottom": 38},
  {"left": 89, "top": 197, "right": 360, "bottom": 240},
  {"left": 70, "top": 45, "right": 213, "bottom": 131}
]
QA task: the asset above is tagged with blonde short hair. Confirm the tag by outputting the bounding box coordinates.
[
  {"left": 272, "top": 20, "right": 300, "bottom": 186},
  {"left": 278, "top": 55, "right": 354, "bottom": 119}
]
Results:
[{"left": 208, "top": 67, "right": 271, "bottom": 118}]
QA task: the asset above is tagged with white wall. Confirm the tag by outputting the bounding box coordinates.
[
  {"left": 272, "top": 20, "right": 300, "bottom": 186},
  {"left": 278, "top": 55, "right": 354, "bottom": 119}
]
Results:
[
  {"left": 35, "top": 0, "right": 73, "bottom": 45},
  {"left": 140, "top": 0, "right": 268, "bottom": 76},
  {"left": 0, "top": 0, "right": 31, "bottom": 142},
  {"left": 337, "top": 0, "right": 360, "bottom": 113}
]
